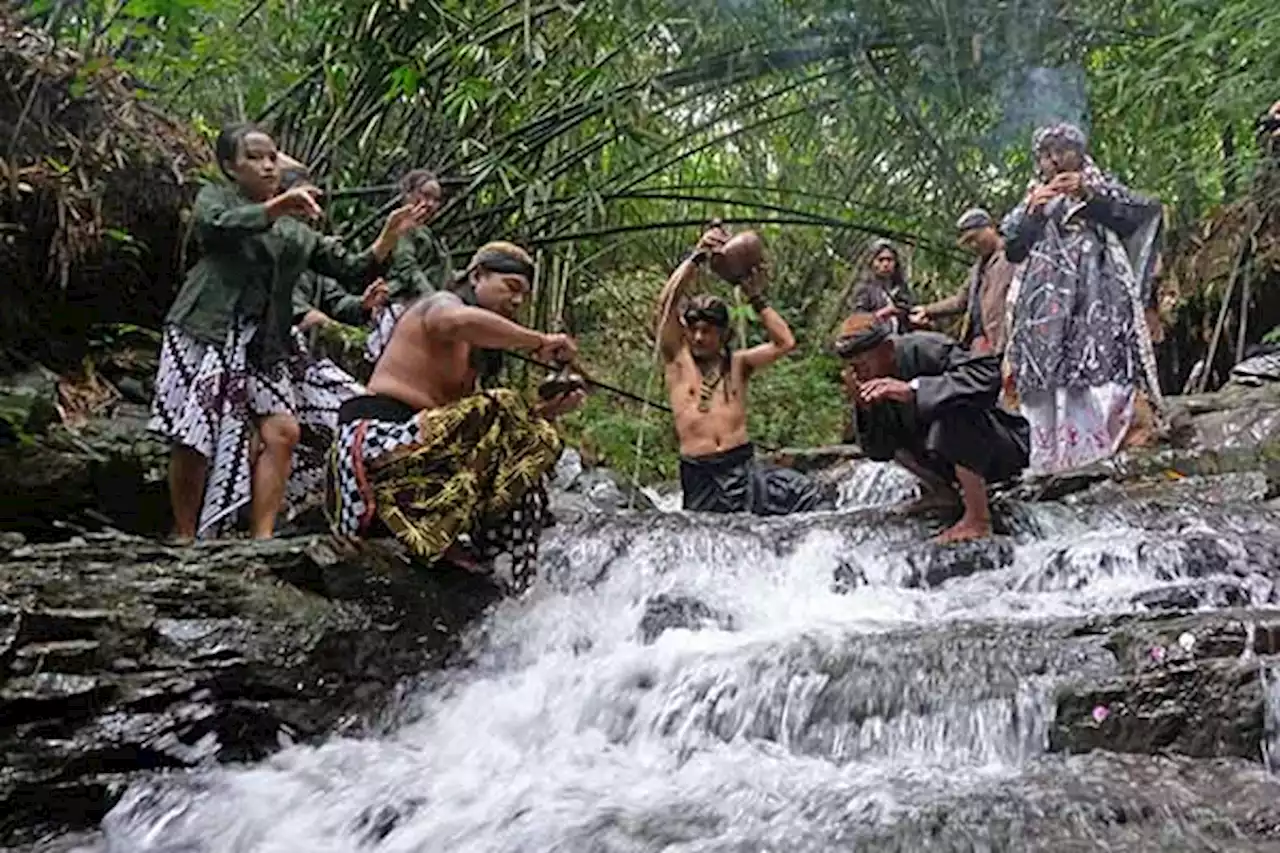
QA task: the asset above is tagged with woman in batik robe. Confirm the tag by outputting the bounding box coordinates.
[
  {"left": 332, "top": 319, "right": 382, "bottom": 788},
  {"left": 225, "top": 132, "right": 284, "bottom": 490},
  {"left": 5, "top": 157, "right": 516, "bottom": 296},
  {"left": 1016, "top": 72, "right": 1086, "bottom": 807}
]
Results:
[
  {"left": 1001, "top": 123, "right": 1164, "bottom": 475},
  {"left": 149, "top": 123, "right": 428, "bottom": 541}
]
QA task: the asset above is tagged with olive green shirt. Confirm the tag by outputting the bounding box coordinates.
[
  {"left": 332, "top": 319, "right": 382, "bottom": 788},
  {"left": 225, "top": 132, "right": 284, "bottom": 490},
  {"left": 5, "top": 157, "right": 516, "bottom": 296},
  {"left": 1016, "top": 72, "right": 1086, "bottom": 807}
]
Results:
[
  {"left": 166, "top": 182, "right": 387, "bottom": 364},
  {"left": 385, "top": 226, "right": 450, "bottom": 302},
  {"left": 291, "top": 267, "right": 366, "bottom": 326}
]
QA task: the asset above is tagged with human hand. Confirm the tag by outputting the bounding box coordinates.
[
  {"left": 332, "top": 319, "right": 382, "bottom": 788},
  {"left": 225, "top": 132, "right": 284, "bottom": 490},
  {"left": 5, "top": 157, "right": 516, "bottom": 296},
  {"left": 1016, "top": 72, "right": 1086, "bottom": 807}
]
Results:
[
  {"left": 740, "top": 260, "right": 769, "bottom": 300},
  {"left": 384, "top": 200, "right": 431, "bottom": 239},
  {"left": 536, "top": 389, "right": 588, "bottom": 421},
  {"left": 840, "top": 364, "right": 861, "bottom": 402},
  {"left": 297, "top": 309, "right": 333, "bottom": 331},
  {"left": 908, "top": 306, "right": 932, "bottom": 329},
  {"left": 362, "top": 279, "right": 389, "bottom": 313},
  {"left": 1049, "top": 171, "right": 1085, "bottom": 198},
  {"left": 1027, "top": 183, "right": 1058, "bottom": 214},
  {"left": 873, "top": 304, "right": 898, "bottom": 323},
  {"left": 857, "top": 377, "right": 914, "bottom": 405},
  {"left": 695, "top": 220, "right": 730, "bottom": 255},
  {"left": 536, "top": 332, "right": 578, "bottom": 364},
  {"left": 271, "top": 185, "right": 324, "bottom": 220}
]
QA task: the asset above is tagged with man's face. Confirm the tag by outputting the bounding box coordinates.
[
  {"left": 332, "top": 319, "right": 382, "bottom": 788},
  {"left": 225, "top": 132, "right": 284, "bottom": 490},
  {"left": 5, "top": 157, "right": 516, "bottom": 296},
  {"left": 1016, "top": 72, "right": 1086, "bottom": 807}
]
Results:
[
  {"left": 227, "top": 131, "right": 281, "bottom": 201},
  {"left": 474, "top": 269, "right": 529, "bottom": 318},
  {"left": 1038, "top": 144, "right": 1083, "bottom": 179},
  {"left": 871, "top": 250, "right": 897, "bottom": 279},
  {"left": 410, "top": 179, "right": 443, "bottom": 221},
  {"left": 957, "top": 226, "right": 999, "bottom": 258},
  {"left": 686, "top": 320, "right": 725, "bottom": 360},
  {"left": 845, "top": 342, "right": 894, "bottom": 383}
]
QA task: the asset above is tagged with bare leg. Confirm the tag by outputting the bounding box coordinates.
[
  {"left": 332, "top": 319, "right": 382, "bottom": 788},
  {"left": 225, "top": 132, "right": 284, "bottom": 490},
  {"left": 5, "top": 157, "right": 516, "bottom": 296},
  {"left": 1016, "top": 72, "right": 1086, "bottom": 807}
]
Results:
[
  {"left": 250, "top": 413, "right": 300, "bottom": 539},
  {"left": 933, "top": 464, "right": 993, "bottom": 543},
  {"left": 168, "top": 445, "right": 207, "bottom": 541},
  {"left": 891, "top": 450, "right": 960, "bottom": 514}
]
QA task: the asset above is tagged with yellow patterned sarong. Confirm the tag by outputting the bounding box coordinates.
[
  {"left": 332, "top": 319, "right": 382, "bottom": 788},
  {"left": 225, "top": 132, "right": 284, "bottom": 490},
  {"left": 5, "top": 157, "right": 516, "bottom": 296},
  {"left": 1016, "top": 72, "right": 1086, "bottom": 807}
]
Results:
[{"left": 326, "top": 390, "right": 562, "bottom": 592}]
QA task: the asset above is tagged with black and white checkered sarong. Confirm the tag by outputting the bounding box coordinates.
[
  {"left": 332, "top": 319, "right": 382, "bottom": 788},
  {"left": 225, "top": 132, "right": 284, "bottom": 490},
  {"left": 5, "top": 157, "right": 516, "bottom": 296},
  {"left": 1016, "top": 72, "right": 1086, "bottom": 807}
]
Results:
[{"left": 148, "top": 321, "right": 363, "bottom": 537}]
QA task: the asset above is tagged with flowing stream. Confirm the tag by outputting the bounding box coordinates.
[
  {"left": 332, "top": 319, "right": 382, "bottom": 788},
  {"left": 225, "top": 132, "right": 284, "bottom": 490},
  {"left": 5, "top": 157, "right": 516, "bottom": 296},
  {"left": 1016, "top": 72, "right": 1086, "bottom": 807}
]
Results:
[{"left": 92, "top": 463, "right": 1280, "bottom": 851}]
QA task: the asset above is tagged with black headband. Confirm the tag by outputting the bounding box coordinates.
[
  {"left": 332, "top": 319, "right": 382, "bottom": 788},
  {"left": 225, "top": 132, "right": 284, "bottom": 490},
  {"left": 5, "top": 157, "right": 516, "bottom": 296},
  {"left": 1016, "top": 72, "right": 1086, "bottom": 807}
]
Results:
[
  {"left": 834, "top": 323, "right": 891, "bottom": 358},
  {"left": 683, "top": 302, "right": 729, "bottom": 329},
  {"left": 469, "top": 249, "right": 534, "bottom": 282}
]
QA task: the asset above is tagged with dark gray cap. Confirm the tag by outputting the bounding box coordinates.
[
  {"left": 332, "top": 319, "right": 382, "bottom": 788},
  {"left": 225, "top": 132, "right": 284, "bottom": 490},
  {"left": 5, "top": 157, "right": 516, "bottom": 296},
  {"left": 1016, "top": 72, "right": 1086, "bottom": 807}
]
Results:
[{"left": 955, "top": 207, "right": 994, "bottom": 232}]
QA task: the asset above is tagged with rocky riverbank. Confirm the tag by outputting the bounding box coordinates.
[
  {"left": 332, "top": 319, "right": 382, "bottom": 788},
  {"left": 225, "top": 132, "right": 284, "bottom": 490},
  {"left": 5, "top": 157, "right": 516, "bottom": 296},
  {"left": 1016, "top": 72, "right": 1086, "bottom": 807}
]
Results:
[{"left": 6, "top": 373, "right": 1280, "bottom": 848}]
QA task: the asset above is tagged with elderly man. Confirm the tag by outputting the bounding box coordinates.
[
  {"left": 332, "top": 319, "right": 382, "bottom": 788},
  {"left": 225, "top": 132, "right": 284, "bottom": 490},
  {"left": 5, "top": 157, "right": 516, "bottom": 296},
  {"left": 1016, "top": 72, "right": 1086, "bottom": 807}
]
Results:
[
  {"left": 913, "top": 208, "right": 1017, "bottom": 355},
  {"left": 836, "top": 313, "right": 1030, "bottom": 542}
]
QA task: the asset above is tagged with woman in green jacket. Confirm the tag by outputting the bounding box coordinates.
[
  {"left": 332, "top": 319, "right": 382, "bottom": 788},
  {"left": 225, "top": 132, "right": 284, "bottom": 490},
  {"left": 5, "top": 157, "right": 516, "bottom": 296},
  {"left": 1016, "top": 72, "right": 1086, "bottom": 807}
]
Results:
[{"left": 149, "top": 123, "right": 428, "bottom": 541}]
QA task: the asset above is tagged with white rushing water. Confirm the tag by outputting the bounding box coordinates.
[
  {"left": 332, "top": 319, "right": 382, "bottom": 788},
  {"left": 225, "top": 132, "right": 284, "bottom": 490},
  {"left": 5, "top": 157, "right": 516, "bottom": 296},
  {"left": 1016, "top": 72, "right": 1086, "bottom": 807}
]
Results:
[{"left": 95, "top": 463, "right": 1280, "bottom": 851}]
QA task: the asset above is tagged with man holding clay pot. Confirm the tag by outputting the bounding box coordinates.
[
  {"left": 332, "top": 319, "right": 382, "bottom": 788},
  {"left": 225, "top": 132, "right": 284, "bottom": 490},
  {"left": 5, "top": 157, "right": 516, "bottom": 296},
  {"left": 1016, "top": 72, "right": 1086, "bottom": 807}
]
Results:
[{"left": 654, "top": 222, "right": 830, "bottom": 515}]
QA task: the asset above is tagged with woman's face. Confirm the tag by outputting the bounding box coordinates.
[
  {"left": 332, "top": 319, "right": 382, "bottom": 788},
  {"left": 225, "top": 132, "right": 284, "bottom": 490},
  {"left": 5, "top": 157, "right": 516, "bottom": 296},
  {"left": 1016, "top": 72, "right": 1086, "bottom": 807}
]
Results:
[
  {"left": 871, "top": 249, "right": 897, "bottom": 279},
  {"left": 410, "top": 179, "right": 443, "bottom": 221},
  {"left": 224, "top": 131, "right": 281, "bottom": 202}
]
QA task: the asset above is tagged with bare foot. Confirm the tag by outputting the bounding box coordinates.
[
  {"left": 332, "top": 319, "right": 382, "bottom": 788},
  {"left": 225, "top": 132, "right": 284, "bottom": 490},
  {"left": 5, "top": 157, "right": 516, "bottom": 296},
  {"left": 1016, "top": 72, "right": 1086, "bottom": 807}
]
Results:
[
  {"left": 931, "top": 517, "right": 992, "bottom": 544},
  {"left": 890, "top": 489, "right": 961, "bottom": 516}
]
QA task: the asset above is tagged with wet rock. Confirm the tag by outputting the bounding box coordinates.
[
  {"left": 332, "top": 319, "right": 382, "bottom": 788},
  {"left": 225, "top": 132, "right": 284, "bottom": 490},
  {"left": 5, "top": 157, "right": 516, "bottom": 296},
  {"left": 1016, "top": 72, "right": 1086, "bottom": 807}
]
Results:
[
  {"left": 351, "top": 798, "right": 426, "bottom": 847},
  {"left": 1051, "top": 657, "right": 1266, "bottom": 761},
  {"left": 639, "top": 594, "right": 735, "bottom": 644},
  {"left": 1050, "top": 610, "right": 1280, "bottom": 762},
  {"left": 830, "top": 559, "right": 867, "bottom": 594},
  {"left": 1131, "top": 580, "right": 1252, "bottom": 611},
  {"left": 0, "top": 402, "right": 168, "bottom": 540},
  {"left": 0, "top": 534, "right": 499, "bottom": 846},
  {"left": 900, "top": 538, "right": 1015, "bottom": 589},
  {"left": 549, "top": 459, "right": 655, "bottom": 515}
]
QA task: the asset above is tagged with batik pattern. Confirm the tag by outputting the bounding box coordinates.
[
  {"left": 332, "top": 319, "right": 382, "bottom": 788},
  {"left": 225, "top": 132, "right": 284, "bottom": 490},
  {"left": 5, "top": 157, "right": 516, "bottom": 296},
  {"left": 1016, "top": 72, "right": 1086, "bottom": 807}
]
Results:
[
  {"left": 364, "top": 301, "right": 409, "bottom": 365},
  {"left": 325, "top": 389, "right": 562, "bottom": 593},
  {"left": 148, "top": 322, "right": 362, "bottom": 536},
  {"left": 1002, "top": 125, "right": 1164, "bottom": 475}
]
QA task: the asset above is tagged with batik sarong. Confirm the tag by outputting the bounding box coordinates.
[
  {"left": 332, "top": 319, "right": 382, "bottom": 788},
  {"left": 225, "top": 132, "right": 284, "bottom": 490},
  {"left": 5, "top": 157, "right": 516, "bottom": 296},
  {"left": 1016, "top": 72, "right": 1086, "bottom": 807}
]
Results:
[
  {"left": 364, "top": 302, "right": 409, "bottom": 365},
  {"left": 148, "top": 322, "right": 363, "bottom": 536},
  {"left": 325, "top": 390, "right": 563, "bottom": 593},
  {"left": 679, "top": 442, "right": 831, "bottom": 515}
]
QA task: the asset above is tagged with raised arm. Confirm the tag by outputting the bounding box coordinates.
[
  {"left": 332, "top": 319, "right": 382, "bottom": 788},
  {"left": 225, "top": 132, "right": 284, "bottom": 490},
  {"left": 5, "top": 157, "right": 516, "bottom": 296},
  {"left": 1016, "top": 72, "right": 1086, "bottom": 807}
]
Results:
[
  {"left": 385, "top": 229, "right": 438, "bottom": 298},
  {"left": 656, "top": 226, "right": 728, "bottom": 361},
  {"left": 734, "top": 263, "right": 796, "bottom": 373},
  {"left": 1000, "top": 199, "right": 1045, "bottom": 264}
]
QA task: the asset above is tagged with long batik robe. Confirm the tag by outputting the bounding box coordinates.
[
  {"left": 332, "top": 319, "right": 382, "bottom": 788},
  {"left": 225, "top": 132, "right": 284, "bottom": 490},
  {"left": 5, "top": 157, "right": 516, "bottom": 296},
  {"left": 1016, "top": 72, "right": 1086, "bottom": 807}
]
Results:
[
  {"left": 856, "top": 332, "right": 1030, "bottom": 486},
  {"left": 1001, "top": 168, "right": 1163, "bottom": 475}
]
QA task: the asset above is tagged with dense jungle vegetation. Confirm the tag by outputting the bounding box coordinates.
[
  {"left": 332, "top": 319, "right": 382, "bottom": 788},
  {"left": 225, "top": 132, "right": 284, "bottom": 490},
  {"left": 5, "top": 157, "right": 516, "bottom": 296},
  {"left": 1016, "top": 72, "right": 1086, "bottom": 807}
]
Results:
[{"left": 13, "top": 0, "right": 1280, "bottom": 480}]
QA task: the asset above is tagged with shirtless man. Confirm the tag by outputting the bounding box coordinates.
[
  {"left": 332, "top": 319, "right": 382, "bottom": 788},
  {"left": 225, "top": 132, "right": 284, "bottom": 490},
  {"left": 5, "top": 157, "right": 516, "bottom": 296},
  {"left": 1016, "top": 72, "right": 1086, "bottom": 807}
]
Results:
[
  {"left": 656, "top": 225, "right": 828, "bottom": 514},
  {"left": 325, "top": 241, "right": 583, "bottom": 592}
]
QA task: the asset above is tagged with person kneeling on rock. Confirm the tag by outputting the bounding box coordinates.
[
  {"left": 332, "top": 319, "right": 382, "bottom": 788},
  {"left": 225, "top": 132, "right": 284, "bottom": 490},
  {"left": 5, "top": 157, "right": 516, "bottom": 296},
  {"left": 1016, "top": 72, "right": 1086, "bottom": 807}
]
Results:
[
  {"left": 835, "top": 313, "right": 1030, "bottom": 543},
  {"left": 324, "top": 241, "right": 584, "bottom": 594}
]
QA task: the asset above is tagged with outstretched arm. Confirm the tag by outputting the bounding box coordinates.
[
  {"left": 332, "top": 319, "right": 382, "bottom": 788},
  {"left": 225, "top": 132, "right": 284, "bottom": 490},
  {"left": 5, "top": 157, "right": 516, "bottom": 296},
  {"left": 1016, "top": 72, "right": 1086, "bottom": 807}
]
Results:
[
  {"left": 735, "top": 263, "right": 796, "bottom": 373},
  {"left": 424, "top": 294, "right": 575, "bottom": 361},
  {"left": 656, "top": 226, "right": 728, "bottom": 361}
]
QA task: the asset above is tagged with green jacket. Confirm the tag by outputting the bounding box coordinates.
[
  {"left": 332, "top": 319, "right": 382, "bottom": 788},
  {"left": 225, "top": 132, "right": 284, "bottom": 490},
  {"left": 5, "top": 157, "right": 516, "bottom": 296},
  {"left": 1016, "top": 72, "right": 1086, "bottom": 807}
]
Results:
[
  {"left": 292, "top": 266, "right": 366, "bottom": 326},
  {"left": 166, "top": 182, "right": 387, "bottom": 364},
  {"left": 385, "top": 226, "right": 450, "bottom": 302}
]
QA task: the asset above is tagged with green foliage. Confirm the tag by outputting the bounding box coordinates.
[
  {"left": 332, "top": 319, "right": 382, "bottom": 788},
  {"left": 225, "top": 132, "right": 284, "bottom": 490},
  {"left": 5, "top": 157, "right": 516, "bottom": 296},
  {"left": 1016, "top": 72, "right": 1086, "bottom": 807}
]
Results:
[{"left": 21, "top": 0, "right": 1280, "bottom": 470}]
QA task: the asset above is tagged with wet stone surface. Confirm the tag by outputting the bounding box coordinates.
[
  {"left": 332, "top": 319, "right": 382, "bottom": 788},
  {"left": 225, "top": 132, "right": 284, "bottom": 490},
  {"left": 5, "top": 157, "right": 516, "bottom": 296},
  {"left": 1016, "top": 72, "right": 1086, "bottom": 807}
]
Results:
[{"left": 0, "top": 534, "right": 499, "bottom": 846}]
